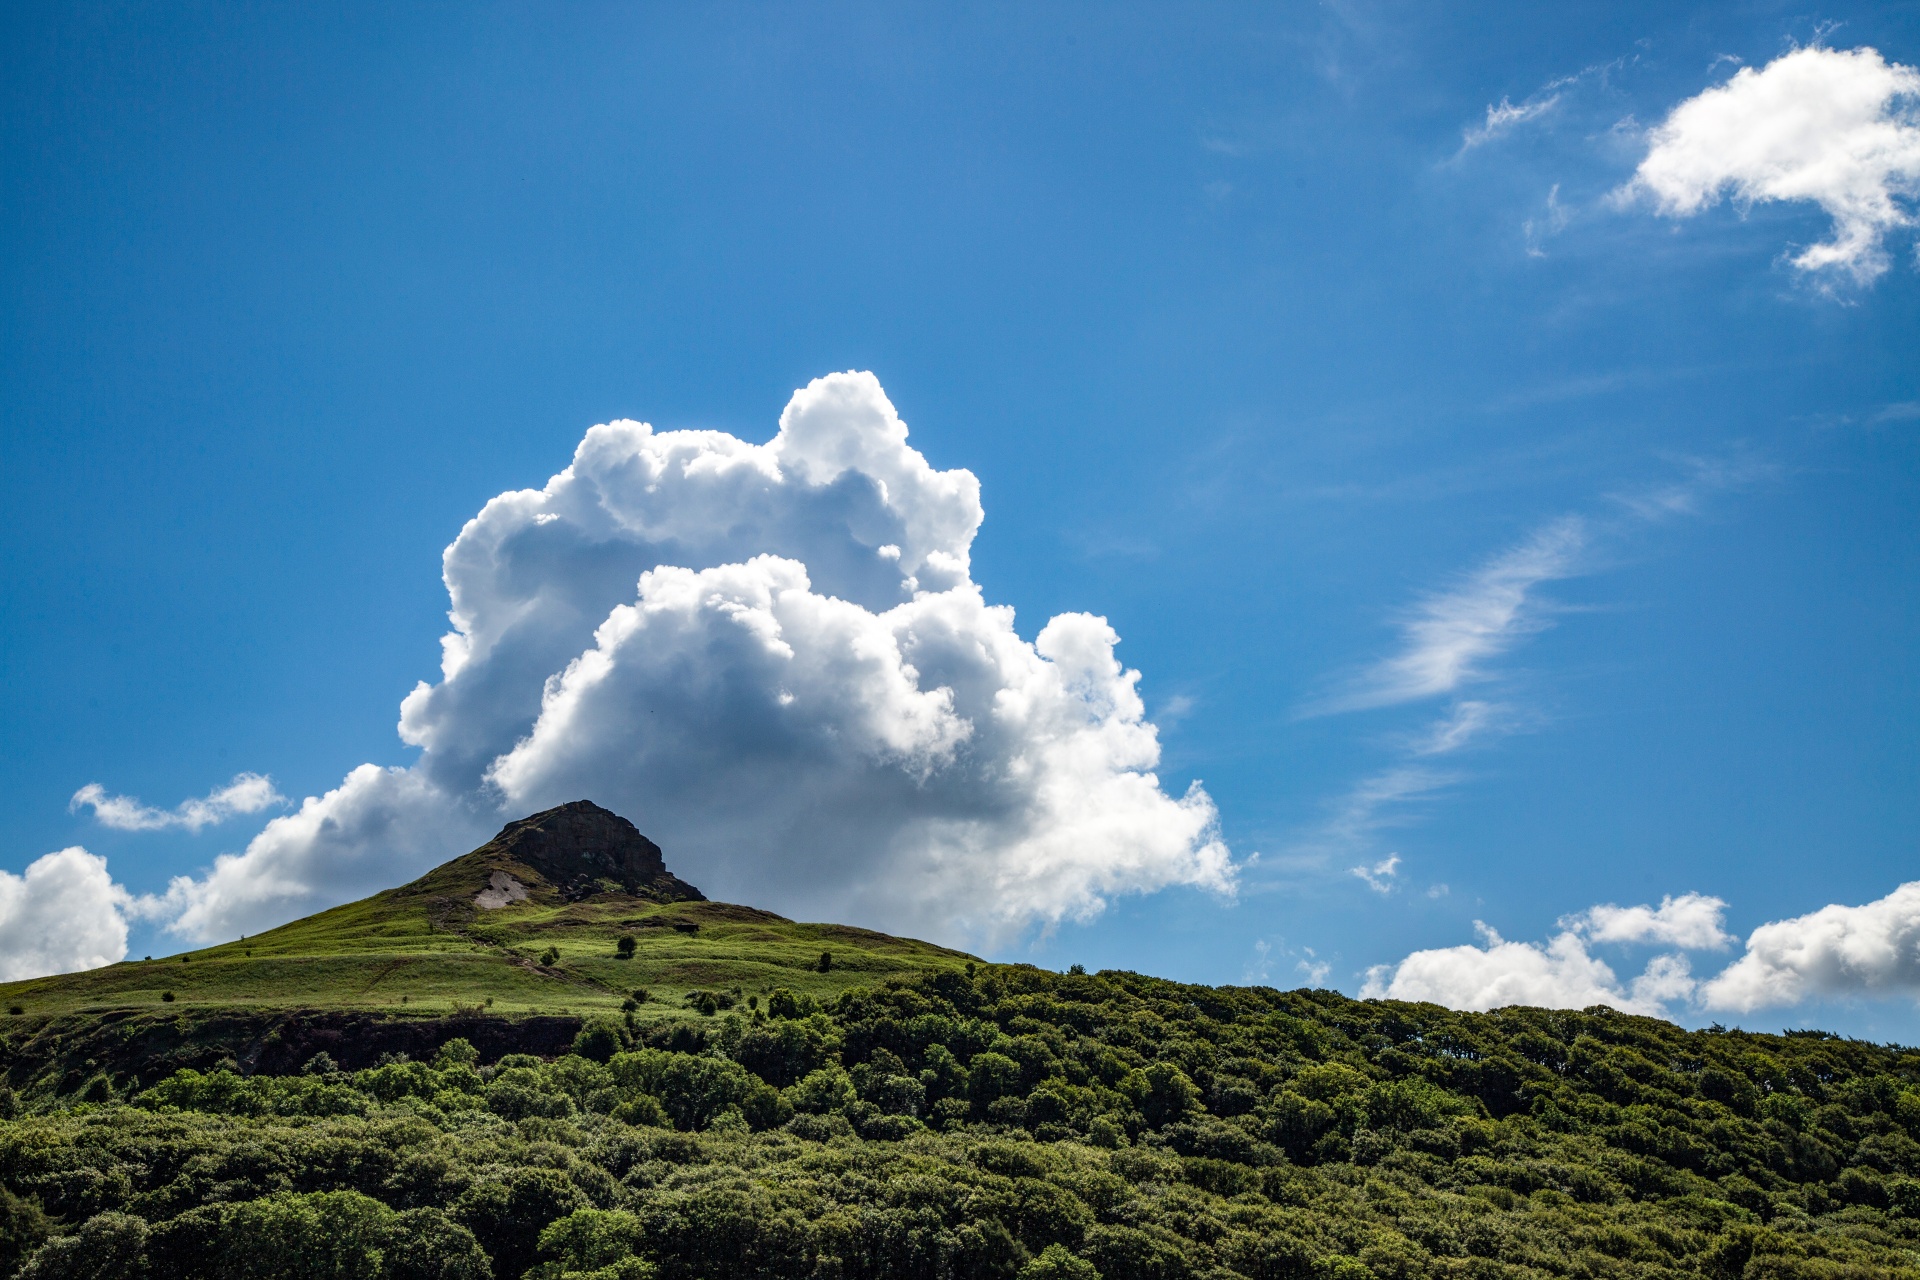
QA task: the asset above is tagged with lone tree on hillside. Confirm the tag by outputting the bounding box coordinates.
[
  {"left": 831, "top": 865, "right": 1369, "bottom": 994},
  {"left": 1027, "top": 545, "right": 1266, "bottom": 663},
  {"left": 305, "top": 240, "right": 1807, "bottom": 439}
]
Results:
[{"left": 615, "top": 935, "right": 636, "bottom": 959}]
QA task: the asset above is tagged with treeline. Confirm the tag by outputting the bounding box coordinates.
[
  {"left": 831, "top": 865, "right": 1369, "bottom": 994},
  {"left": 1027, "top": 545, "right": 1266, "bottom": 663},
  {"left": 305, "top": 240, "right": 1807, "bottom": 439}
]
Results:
[{"left": 4, "top": 965, "right": 1920, "bottom": 1279}]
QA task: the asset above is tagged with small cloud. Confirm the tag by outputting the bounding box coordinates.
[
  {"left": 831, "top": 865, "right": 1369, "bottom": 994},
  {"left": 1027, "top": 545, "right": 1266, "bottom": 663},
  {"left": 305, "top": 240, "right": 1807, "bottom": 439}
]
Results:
[
  {"left": 1365, "top": 888, "right": 1736, "bottom": 1014},
  {"left": 1871, "top": 400, "right": 1920, "bottom": 423},
  {"left": 1461, "top": 93, "right": 1562, "bottom": 152},
  {"left": 1426, "top": 883, "right": 1450, "bottom": 899},
  {"left": 1606, "top": 451, "right": 1777, "bottom": 522},
  {"left": 1454, "top": 56, "right": 1634, "bottom": 158},
  {"left": 1523, "top": 185, "right": 1573, "bottom": 257},
  {"left": 70, "top": 773, "right": 285, "bottom": 833},
  {"left": 1630, "top": 953, "right": 1698, "bottom": 1008},
  {"left": 1614, "top": 45, "right": 1920, "bottom": 283},
  {"left": 1351, "top": 853, "right": 1401, "bottom": 893},
  {"left": 1410, "top": 700, "right": 1508, "bottom": 756},
  {"left": 1246, "top": 938, "right": 1330, "bottom": 987},
  {"left": 1244, "top": 939, "right": 1274, "bottom": 984},
  {"left": 1566, "top": 892, "right": 1734, "bottom": 949},
  {"left": 1363, "top": 919, "right": 1693, "bottom": 1015}
]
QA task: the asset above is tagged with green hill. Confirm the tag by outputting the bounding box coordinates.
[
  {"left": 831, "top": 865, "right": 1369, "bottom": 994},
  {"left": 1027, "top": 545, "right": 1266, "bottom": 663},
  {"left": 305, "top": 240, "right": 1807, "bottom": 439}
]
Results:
[
  {"left": 3, "top": 804, "right": 1920, "bottom": 1280},
  {"left": 1, "top": 800, "right": 970, "bottom": 1023}
]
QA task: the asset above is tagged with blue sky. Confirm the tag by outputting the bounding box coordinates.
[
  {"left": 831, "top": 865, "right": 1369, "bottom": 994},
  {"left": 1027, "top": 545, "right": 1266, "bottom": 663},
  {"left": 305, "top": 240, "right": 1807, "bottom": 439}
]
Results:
[{"left": 3, "top": 3, "right": 1917, "bottom": 1037}]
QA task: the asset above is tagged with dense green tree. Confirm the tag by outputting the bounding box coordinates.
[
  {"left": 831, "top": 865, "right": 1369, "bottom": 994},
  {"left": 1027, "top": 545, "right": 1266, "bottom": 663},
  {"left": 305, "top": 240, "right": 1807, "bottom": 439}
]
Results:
[
  {"left": 16, "top": 1211, "right": 146, "bottom": 1280},
  {"left": 8, "top": 964, "right": 1920, "bottom": 1280}
]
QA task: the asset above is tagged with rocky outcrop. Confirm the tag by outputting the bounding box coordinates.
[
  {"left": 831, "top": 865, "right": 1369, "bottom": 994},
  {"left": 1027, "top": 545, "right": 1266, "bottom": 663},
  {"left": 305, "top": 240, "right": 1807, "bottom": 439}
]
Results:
[{"left": 483, "top": 801, "right": 706, "bottom": 903}]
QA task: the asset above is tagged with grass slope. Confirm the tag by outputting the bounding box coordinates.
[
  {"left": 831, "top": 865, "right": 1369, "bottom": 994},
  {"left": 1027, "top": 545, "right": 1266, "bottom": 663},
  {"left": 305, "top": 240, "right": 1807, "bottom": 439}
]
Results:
[{"left": 0, "top": 834, "right": 973, "bottom": 1023}]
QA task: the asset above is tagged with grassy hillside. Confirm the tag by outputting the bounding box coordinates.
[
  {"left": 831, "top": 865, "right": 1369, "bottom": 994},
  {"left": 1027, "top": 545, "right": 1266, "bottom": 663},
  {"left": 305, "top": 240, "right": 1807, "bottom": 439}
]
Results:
[{"left": 0, "top": 810, "right": 971, "bottom": 1023}]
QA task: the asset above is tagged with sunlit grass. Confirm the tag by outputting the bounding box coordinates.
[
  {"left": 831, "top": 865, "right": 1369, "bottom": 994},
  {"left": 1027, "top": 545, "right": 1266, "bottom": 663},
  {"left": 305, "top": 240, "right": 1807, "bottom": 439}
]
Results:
[{"left": 0, "top": 846, "right": 972, "bottom": 1021}]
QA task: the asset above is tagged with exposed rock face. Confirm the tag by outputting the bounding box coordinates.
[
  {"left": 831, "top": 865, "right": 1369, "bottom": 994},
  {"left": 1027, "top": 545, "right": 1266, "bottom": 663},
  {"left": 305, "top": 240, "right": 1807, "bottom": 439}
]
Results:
[
  {"left": 485, "top": 800, "right": 706, "bottom": 903},
  {"left": 473, "top": 871, "right": 529, "bottom": 910}
]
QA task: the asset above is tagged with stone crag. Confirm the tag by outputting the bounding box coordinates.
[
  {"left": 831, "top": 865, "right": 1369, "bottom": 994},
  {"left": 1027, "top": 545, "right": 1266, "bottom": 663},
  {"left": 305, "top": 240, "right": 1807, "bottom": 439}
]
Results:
[{"left": 479, "top": 800, "right": 706, "bottom": 904}]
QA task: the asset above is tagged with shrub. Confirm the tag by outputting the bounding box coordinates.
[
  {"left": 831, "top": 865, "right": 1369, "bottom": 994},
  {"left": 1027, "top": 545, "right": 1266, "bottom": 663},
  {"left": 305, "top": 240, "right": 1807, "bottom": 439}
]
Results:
[
  {"left": 456, "top": 1170, "right": 588, "bottom": 1280},
  {"left": 385, "top": 1208, "right": 492, "bottom": 1280},
  {"left": 17, "top": 1211, "right": 147, "bottom": 1280},
  {"left": 1022, "top": 1243, "right": 1100, "bottom": 1280},
  {"left": 1, "top": 1188, "right": 52, "bottom": 1277},
  {"left": 534, "top": 1209, "right": 650, "bottom": 1279},
  {"left": 574, "top": 1020, "right": 625, "bottom": 1064},
  {"left": 434, "top": 1039, "right": 480, "bottom": 1069}
]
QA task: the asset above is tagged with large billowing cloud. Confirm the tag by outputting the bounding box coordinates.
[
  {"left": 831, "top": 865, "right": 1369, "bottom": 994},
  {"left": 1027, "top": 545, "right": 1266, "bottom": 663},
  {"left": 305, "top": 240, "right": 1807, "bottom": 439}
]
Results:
[
  {"left": 0, "top": 848, "right": 138, "bottom": 982},
  {"left": 135, "top": 372, "right": 1230, "bottom": 947},
  {"left": 1619, "top": 45, "right": 1920, "bottom": 281}
]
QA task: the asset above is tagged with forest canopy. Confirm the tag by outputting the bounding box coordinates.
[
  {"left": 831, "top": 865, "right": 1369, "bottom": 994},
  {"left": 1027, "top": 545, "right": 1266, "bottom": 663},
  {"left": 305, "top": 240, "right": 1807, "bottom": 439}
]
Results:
[{"left": 4, "top": 965, "right": 1920, "bottom": 1280}]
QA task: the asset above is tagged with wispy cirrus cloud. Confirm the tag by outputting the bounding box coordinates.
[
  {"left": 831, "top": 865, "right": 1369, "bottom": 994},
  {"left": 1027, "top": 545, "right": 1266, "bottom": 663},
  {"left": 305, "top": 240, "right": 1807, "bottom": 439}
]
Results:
[
  {"left": 1460, "top": 94, "right": 1564, "bottom": 153},
  {"left": 1283, "top": 519, "right": 1584, "bottom": 880},
  {"left": 1291, "top": 449, "right": 1767, "bottom": 887},
  {"left": 1453, "top": 57, "right": 1633, "bottom": 159},
  {"left": 1310, "top": 516, "right": 1586, "bottom": 716},
  {"left": 1408, "top": 699, "right": 1512, "bottom": 756},
  {"left": 70, "top": 773, "right": 285, "bottom": 833},
  {"left": 1607, "top": 452, "right": 1777, "bottom": 522}
]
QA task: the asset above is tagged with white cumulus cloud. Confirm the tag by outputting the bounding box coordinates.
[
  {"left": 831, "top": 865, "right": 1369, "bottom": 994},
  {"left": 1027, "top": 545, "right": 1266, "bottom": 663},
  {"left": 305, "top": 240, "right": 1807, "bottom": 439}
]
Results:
[
  {"left": 1364, "top": 891, "right": 1734, "bottom": 1015},
  {"left": 1362, "top": 921, "right": 1685, "bottom": 1015},
  {"left": 1568, "top": 892, "right": 1733, "bottom": 949},
  {"left": 0, "top": 848, "right": 139, "bottom": 982},
  {"left": 1701, "top": 881, "right": 1920, "bottom": 1012},
  {"left": 143, "top": 372, "right": 1232, "bottom": 946},
  {"left": 1619, "top": 45, "right": 1920, "bottom": 281},
  {"left": 70, "top": 773, "right": 284, "bottom": 832},
  {"left": 154, "top": 765, "right": 472, "bottom": 943}
]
